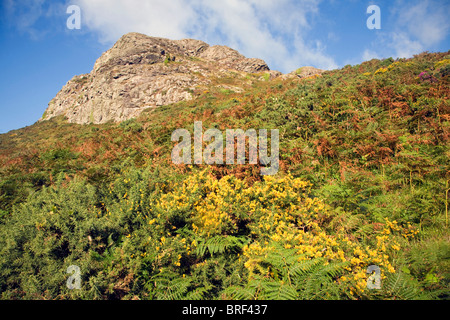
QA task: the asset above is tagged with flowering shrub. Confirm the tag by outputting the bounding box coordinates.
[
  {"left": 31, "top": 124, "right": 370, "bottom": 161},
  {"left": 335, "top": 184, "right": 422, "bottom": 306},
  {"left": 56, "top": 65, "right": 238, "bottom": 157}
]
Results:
[
  {"left": 419, "top": 71, "right": 438, "bottom": 82},
  {"left": 374, "top": 67, "right": 388, "bottom": 75},
  {"left": 148, "top": 170, "right": 417, "bottom": 298},
  {"left": 434, "top": 58, "right": 450, "bottom": 69}
]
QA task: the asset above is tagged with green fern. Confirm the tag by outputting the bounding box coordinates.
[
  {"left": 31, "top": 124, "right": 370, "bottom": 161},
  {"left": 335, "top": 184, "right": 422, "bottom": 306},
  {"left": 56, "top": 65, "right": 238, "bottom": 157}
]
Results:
[
  {"left": 150, "top": 271, "right": 192, "bottom": 300},
  {"left": 195, "top": 235, "right": 248, "bottom": 257},
  {"left": 223, "top": 285, "right": 258, "bottom": 300},
  {"left": 184, "top": 284, "right": 213, "bottom": 300},
  {"left": 224, "top": 244, "right": 349, "bottom": 300},
  {"left": 299, "top": 260, "right": 348, "bottom": 300},
  {"left": 381, "top": 271, "right": 431, "bottom": 300},
  {"left": 260, "top": 280, "right": 298, "bottom": 300}
]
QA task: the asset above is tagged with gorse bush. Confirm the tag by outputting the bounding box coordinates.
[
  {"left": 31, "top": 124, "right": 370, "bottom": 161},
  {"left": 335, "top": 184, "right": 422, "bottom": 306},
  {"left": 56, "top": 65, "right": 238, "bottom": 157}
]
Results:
[
  {"left": 0, "top": 169, "right": 424, "bottom": 299},
  {"left": 0, "top": 174, "right": 110, "bottom": 299}
]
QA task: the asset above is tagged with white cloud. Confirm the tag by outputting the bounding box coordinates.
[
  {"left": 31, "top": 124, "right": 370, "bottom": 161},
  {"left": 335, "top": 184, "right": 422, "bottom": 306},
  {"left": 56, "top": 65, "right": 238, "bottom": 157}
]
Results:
[
  {"left": 390, "top": 32, "right": 424, "bottom": 58},
  {"left": 396, "top": 0, "right": 450, "bottom": 47},
  {"left": 362, "top": 49, "right": 382, "bottom": 61},
  {"left": 73, "top": 0, "right": 196, "bottom": 42},
  {"left": 73, "top": 0, "right": 338, "bottom": 72},
  {"left": 362, "top": 0, "right": 450, "bottom": 61}
]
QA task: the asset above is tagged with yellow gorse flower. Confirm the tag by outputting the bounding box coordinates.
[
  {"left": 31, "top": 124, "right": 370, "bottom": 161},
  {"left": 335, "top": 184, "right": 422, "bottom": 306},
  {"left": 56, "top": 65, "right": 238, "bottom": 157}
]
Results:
[{"left": 147, "top": 169, "right": 411, "bottom": 296}]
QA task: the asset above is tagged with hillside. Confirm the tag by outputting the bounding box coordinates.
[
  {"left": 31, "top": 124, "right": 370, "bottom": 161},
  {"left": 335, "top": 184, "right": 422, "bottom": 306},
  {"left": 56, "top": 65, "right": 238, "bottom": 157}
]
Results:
[{"left": 0, "top": 39, "right": 449, "bottom": 300}]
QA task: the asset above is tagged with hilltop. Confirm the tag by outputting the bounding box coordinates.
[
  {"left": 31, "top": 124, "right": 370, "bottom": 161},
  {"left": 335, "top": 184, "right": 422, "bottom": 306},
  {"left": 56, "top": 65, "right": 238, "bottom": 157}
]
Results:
[{"left": 41, "top": 32, "right": 285, "bottom": 124}]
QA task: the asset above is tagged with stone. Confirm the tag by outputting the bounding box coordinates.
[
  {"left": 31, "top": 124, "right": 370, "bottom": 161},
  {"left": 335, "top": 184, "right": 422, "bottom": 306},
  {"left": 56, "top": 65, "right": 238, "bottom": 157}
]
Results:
[
  {"left": 280, "top": 66, "right": 324, "bottom": 80},
  {"left": 41, "top": 33, "right": 274, "bottom": 124}
]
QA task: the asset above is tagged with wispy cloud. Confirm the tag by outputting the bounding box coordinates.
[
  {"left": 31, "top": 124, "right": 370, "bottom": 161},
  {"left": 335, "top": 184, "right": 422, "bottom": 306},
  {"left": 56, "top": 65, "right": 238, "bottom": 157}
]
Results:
[
  {"left": 2, "top": 1, "right": 448, "bottom": 73},
  {"left": 2, "top": 0, "right": 67, "bottom": 39},
  {"left": 362, "top": 0, "right": 450, "bottom": 61},
  {"left": 362, "top": 49, "right": 382, "bottom": 61},
  {"left": 73, "top": 0, "right": 338, "bottom": 72},
  {"left": 3, "top": 0, "right": 44, "bottom": 38},
  {"left": 395, "top": 0, "right": 449, "bottom": 47}
]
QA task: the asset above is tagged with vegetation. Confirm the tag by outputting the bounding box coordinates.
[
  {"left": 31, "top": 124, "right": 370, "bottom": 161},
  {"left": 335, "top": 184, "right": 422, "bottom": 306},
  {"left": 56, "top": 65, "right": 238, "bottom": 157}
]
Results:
[{"left": 0, "top": 51, "right": 449, "bottom": 300}]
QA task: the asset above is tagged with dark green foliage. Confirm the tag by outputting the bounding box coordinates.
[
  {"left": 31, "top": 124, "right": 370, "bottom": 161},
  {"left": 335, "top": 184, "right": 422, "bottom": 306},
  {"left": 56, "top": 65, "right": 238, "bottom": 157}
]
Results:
[
  {"left": 0, "top": 174, "right": 110, "bottom": 299},
  {"left": 119, "top": 118, "right": 143, "bottom": 133}
]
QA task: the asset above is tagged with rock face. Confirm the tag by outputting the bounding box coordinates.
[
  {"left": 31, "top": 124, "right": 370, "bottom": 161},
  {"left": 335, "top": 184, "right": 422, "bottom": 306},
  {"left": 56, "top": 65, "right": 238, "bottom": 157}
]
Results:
[{"left": 42, "top": 32, "right": 271, "bottom": 124}]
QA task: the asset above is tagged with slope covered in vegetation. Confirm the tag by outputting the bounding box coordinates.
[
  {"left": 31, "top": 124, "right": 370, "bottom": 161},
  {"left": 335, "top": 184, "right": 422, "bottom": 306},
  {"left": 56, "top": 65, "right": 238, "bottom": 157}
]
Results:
[{"left": 0, "top": 51, "right": 449, "bottom": 300}]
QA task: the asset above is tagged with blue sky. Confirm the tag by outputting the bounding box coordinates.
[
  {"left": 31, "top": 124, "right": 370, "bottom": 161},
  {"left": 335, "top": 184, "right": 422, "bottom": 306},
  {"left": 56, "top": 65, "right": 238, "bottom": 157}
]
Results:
[{"left": 1, "top": 0, "right": 449, "bottom": 134}]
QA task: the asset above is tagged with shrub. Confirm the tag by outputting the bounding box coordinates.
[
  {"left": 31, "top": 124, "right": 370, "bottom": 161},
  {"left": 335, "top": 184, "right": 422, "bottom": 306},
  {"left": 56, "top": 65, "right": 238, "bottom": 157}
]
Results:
[{"left": 119, "top": 118, "right": 143, "bottom": 133}]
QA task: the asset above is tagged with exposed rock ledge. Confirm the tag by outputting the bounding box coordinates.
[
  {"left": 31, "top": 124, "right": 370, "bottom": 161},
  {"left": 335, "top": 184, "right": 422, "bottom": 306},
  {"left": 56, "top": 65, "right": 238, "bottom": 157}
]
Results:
[{"left": 42, "top": 32, "right": 272, "bottom": 124}]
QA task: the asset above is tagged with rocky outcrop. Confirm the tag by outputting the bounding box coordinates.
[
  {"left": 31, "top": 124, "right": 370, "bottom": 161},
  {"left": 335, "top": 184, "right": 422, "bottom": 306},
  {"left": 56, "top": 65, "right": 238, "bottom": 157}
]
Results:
[
  {"left": 198, "top": 45, "right": 269, "bottom": 73},
  {"left": 280, "top": 66, "right": 324, "bottom": 80},
  {"left": 42, "top": 32, "right": 272, "bottom": 124}
]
